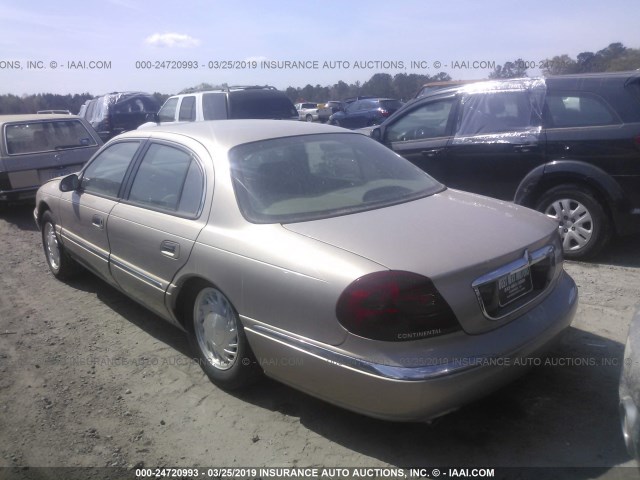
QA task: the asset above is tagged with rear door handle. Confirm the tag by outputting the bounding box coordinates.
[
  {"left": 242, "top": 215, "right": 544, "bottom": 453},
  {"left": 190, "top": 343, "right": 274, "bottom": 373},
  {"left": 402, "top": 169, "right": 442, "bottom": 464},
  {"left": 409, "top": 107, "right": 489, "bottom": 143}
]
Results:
[
  {"left": 160, "top": 240, "right": 180, "bottom": 259},
  {"left": 91, "top": 215, "right": 104, "bottom": 229},
  {"left": 513, "top": 144, "right": 537, "bottom": 153}
]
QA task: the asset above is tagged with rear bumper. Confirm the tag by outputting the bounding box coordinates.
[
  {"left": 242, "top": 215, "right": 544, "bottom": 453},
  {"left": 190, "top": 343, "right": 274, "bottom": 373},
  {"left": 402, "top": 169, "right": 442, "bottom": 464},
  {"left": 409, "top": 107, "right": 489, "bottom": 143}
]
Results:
[{"left": 244, "top": 271, "right": 578, "bottom": 421}]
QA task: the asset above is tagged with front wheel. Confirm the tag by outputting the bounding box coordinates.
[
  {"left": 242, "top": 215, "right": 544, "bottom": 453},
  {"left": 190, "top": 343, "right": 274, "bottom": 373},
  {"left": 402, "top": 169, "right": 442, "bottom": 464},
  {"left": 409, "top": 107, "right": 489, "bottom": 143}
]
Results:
[
  {"left": 41, "top": 211, "right": 82, "bottom": 279},
  {"left": 305, "top": 114, "right": 313, "bottom": 122},
  {"left": 535, "top": 185, "right": 610, "bottom": 260},
  {"left": 184, "top": 282, "right": 260, "bottom": 390}
]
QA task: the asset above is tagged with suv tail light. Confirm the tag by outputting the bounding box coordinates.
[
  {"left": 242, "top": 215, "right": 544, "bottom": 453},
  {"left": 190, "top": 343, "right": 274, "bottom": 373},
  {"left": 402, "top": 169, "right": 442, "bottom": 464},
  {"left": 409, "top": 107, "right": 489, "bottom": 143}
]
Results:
[
  {"left": 380, "top": 109, "right": 390, "bottom": 117},
  {"left": 336, "top": 271, "right": 460, "bottom": 341}
]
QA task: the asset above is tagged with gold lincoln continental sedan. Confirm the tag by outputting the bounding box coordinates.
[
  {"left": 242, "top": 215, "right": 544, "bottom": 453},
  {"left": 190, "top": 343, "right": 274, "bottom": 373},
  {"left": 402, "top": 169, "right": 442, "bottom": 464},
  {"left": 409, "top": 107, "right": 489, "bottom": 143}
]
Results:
[{"left": 34, "top": 120, "right": 577, "bottom": 421}]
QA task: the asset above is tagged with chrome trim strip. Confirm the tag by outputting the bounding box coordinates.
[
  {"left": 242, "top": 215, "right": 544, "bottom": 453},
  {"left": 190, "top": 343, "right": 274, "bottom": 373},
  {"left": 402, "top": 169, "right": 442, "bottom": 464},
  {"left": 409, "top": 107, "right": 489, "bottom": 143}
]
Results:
[
  {"left": 245, "top": 325, "right": 481, "bottom": 382},
  {"left": 61, "top": 231, "right": 109, "bottom": 262},
  {"left": 472, "top": 245, "right": 556, "bottom": 321},
  {"left": 110, "top": 257, "right": 165, "bottom": 290}
]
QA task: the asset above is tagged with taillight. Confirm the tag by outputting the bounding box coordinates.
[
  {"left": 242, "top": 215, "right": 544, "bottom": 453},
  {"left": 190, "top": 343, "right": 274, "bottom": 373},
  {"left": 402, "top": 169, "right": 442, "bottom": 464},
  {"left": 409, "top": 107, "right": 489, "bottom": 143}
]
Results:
[
  {"left": 336, "top": 271, "right": 460, "bottom": 341},
  {"left": 634, "top": 133, "right": 640, "bottom": 148},
  {"left": 380, "top": 109, "right": 390, "bottom": 117}
]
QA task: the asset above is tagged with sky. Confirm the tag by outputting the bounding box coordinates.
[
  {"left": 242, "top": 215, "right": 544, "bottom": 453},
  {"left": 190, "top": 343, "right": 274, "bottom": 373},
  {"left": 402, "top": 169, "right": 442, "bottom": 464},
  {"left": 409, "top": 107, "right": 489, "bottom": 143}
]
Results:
[{"left": 0, "top": 0, "right": 638, "bottom": 96}]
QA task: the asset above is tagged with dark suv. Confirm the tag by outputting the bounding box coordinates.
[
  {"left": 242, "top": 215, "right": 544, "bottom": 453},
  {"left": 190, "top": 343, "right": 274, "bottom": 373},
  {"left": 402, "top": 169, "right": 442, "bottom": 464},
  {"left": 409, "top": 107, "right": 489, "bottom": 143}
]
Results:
[
  {"left": 79, "top": 92, "right": 159, "bottom": 142},
  {"left": 370, "top": 72, "right": 640, "bottom": 259},
  {"left": 329, "top": 98, "right": 403, "bottom": 129}
]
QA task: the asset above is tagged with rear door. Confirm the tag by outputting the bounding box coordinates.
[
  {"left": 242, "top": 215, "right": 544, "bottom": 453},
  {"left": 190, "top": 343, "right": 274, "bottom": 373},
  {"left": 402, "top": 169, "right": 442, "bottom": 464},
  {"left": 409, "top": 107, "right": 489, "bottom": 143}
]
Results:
[
  {"left": 445, "top": 89, "right": 546, "bottom": 200},
  {"left": 106, "top": 140, "right": 208, "bottom": 318}
]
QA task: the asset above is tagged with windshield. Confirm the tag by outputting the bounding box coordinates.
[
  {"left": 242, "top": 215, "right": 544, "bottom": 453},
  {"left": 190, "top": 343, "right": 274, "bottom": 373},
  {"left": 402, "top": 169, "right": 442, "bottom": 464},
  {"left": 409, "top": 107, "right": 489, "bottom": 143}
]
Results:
[{"left": 229, "top": 132, "right": 444, "bottom": 223}]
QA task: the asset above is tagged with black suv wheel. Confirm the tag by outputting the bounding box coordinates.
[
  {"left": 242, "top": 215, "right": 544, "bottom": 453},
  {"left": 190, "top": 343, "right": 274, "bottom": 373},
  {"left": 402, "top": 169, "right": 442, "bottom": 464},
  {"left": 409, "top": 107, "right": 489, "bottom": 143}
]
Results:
[{"left": 535, "top": 185, "right": 610, "bottom": 260}]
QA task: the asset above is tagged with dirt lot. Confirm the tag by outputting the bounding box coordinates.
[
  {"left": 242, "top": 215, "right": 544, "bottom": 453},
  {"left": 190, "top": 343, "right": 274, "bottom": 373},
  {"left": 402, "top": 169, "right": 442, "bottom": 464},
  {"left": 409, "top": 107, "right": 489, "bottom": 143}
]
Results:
[{"left": 1, "top": 203, "right": 639, "bottom": 479}]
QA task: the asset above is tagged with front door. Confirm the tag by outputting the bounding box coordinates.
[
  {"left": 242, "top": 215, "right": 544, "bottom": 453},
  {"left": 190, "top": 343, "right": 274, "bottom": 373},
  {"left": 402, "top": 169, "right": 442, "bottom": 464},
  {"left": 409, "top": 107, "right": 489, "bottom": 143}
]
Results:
[{"left": 58, "top": 141, "right": 142, "bottom": 283}]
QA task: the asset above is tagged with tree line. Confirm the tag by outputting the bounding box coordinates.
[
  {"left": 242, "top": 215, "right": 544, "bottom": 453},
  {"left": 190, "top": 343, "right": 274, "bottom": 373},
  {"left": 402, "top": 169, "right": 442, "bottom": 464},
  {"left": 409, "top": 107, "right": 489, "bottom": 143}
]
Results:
[{"left": 0, "top": 42, "right": 638, "bottom": 114}]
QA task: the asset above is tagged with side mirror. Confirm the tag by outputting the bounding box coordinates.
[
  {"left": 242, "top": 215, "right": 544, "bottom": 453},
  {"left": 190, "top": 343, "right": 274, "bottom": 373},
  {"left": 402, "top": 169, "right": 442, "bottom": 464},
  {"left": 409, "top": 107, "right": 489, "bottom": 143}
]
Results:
[
  {"left": 59, "top": 173, "right": 80, "bottom": 192},
  {"left": 370, "top": 127, "right": 382, "bottom": 142}
]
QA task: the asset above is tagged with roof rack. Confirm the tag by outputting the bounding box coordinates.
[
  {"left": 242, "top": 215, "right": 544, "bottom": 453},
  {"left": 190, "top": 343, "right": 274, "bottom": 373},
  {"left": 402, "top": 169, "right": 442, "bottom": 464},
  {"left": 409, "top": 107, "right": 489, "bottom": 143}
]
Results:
[{"left": 226, "top": 85, "right": 278, "bottom": 92}]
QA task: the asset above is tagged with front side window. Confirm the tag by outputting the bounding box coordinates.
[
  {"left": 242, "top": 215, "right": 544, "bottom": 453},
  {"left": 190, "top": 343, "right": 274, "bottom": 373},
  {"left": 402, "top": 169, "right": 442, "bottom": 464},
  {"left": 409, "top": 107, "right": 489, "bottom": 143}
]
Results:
[
  {"left": 81, "top": 142, "right": 140, "bottom": 197},
  {"left": 158, "top": 97, "right": 179, "bottom": 122},
  {"left": 128, "top": 143, "right": 203, "bottom": 216},
  {"left": 545, "top": 92, "right": 619, "bottom": 127},
  {"left": 230, "top": 133, "right": 443, "bottom": 223},
  {"left": 385, "top": 98, "right": 456, "bottom": 142},
  {"left": 5, "top": 120, "right": 98, "bottom": 155}
]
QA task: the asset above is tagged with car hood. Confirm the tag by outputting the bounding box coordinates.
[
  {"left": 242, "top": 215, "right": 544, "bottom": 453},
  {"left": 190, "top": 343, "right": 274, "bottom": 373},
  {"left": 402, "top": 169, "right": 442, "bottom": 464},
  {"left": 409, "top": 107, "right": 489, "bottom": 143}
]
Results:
[{"left": 283, "top": 189, "right": 556, "bottom": 275}]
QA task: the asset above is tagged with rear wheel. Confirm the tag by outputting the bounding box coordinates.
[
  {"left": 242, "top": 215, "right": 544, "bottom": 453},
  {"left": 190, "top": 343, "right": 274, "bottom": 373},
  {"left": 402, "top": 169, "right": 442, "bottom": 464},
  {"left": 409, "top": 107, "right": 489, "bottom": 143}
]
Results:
[
  {"left": 41, "top": 211, "right": 82, "bottom": 279},
  {"left": 184, "top": 282, "right": 260, "bottom": 390},
  {"left": 535, "top": 185, "right": 610, "bottom": 260}
]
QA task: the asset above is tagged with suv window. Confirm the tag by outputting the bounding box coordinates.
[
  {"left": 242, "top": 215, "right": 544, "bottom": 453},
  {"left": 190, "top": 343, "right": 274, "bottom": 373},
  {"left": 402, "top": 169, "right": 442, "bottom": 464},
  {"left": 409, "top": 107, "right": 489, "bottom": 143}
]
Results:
[
  {"left": 158, "top": 97, "right": 179, "bottom": 122},
  {"left": 229, "top": 94, "right": 298, "bottom": 119},
  {"left": 178, "top": 96, "right": 196, "bottom": 122},
  {"left": 5, "top": 120, "right": 98, "bottom": 155},
  {"left": 202, "top": 93, "right": 227, "bottom": 120},
  {"left": 545, "top": 92, "right": 619, "bottom": 127},
  {"left": 386, "top": 98, "right": 456, "bottom": 142},
  {"left": 81, "top": 142, "right": 140, "bottom": 197},
  {"left": 128, "top": 143, "right": 203, "bottom": 215},
  {"left": 457, "top": 91, "right": 535, "bottom": 136}
]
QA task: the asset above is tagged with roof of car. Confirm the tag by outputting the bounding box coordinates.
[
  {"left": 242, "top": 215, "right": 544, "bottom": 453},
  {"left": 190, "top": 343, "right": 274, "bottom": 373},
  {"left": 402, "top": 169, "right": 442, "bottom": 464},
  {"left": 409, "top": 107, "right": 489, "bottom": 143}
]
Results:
[
  {"left": 414, "top": 71, "right": 640, "bottom": 100},
  {"left": 122, "top": 119, "right": 353, "bottom": 150},
  {"left": 0, "top": 114, "right": 82, "bottom": 126}
]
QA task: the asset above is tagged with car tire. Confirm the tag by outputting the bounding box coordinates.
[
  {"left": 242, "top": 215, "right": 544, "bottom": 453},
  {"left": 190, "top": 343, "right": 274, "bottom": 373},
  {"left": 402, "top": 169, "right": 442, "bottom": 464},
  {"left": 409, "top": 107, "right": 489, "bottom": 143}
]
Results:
[
  {"left": 184, "top": 282, "right": 261, "bottom": 390},
  {"left": 41, "top": 210, "right": 82, "bottom": 280},
  {"left": 535, "top": 185, "right": 610, "bottom": 260},
  {"left": 305, "top": 114, "right": 313, "bottom": 122}
]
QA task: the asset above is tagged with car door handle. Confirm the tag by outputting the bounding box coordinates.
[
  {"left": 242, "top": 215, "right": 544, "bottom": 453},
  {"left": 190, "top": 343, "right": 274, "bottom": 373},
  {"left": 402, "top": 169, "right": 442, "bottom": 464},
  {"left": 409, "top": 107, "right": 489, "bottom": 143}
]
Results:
[
  {"left": 421, "top": 148, "right": 444, "bottom": 158},
  {"left": 513, "top": 144, "right": 536, "bottom": 153},
  {"left": 91, "top": 215, "right": 104, "bottom": 229},
  {"left": 160, "top": 241, "right": 180, "bottom": 259}
]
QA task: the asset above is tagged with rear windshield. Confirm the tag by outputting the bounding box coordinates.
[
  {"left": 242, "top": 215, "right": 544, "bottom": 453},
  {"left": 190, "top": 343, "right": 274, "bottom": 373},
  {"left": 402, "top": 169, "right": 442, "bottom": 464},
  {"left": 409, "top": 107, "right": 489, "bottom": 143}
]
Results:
[
  {"left": 229, "top": 132, "right": 444, "bottom": 223},
  {"left": 5, "top": 120, "right": 98, "bottom": 155},
  {"left": 229, "top": 94, "right": 298, "bottom": 119}
]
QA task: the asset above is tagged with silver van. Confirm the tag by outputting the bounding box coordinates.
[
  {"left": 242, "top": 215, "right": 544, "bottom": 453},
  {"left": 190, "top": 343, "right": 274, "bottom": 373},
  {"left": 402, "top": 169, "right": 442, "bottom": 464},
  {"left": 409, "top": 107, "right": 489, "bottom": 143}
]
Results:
[{"left": 0, "top": 114, "right": 102, "bottom": 203}]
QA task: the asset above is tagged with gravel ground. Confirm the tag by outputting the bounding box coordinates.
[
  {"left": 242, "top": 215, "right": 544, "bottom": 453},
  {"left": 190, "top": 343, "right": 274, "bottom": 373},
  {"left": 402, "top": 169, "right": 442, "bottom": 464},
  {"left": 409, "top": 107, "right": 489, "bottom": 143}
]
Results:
[{"left": 1, "top": 203, "right": 639, "bottom": 479}]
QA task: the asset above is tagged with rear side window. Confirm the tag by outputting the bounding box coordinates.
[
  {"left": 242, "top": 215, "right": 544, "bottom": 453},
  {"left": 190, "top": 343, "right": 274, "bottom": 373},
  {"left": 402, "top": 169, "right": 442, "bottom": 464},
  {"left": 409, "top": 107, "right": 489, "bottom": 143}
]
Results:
[
  {"left": 545, "top": 93, "right": 620, "bottom": 127},
  {"left": 229, "top": 94, "right": 298, "bottom": 119},
  {"left": 158, "top": 97, "right": 179, "bottom": 122},
  {"left": 178, "top": 96, "right": 196, "bottom": 121},
  {"left": 128, "top": 143, "right": 204, "bottom": 216},
  {"left": 457, "top": 91, "right": 535, "bottom": 136},
  {"left": 203, "top": 93, "right": 227, "bottom": 120},
  {"left": 5, "top": 120, "right": 98, "bottom": 155}
]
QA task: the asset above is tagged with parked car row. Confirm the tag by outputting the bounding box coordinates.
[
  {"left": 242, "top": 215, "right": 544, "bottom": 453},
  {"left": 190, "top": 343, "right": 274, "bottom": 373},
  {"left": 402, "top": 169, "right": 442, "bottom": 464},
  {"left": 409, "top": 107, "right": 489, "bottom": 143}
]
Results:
[
  {"left": 363, "top": 71, "right": 640, "bottom": 259},
  {"left": 0, "top": 86, "right": 299, "bottom": 204}
]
